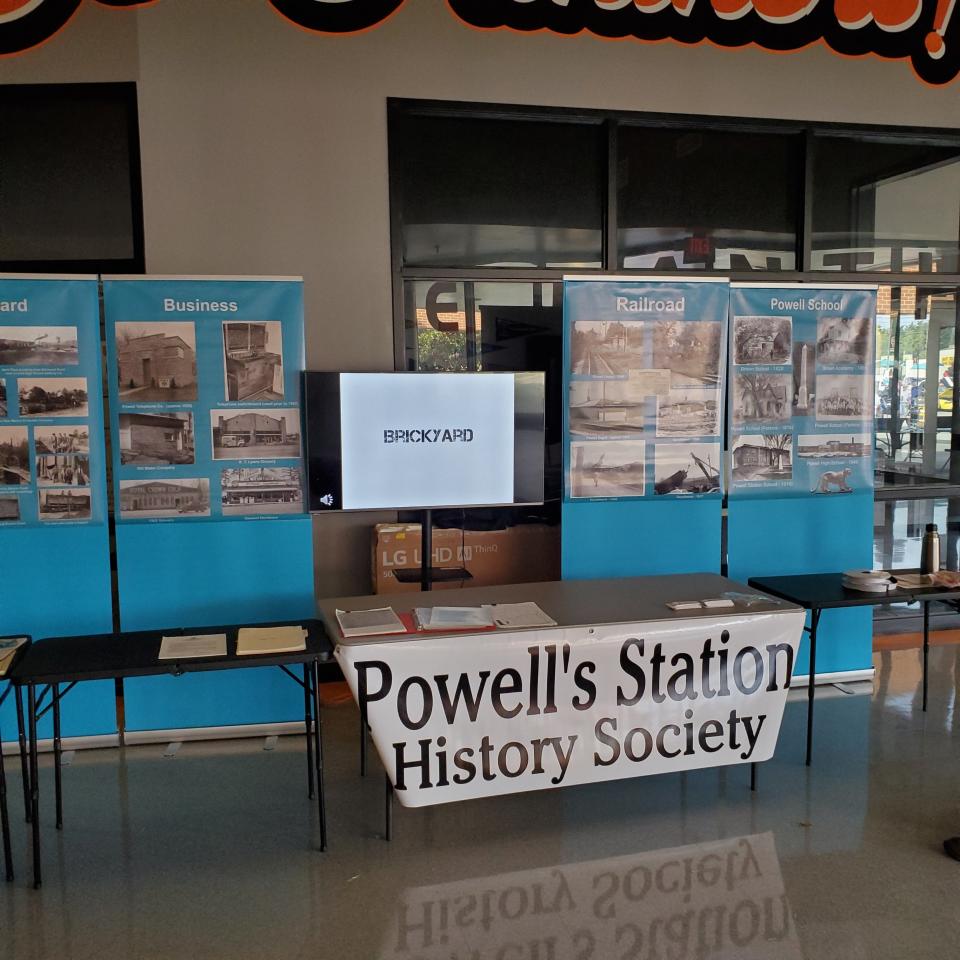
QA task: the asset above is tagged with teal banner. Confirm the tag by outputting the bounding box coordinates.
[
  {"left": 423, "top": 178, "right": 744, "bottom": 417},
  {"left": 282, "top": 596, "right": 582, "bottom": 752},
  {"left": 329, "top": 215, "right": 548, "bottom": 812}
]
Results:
[
  {"left": 102, "top": 277, "right": 307, "bottom": 524},
  {"left": 564, "top": 277, "right": 729, "bottom": 502},
  {"left": 728, "top": 284, "right": 876, "bottom": 500}
]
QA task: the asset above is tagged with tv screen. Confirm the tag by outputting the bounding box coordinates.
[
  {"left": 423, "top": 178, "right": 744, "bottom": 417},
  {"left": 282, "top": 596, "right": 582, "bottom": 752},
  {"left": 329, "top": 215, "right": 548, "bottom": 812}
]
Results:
[{"left": 304, "top": 372, "right": 545, "bottom": 511}]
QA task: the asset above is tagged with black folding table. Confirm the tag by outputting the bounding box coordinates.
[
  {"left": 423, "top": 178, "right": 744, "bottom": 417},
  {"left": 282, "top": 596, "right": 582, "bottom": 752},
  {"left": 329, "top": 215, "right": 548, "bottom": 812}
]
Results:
[
  {"left": 0, "top": 635, "right": 31, "bottom": 883},
  {"left": 748, "top": 572, "right": 960, "bottom": 766},
  {"left": 9, "top": 619, "right": 333, "bottom": 889}
]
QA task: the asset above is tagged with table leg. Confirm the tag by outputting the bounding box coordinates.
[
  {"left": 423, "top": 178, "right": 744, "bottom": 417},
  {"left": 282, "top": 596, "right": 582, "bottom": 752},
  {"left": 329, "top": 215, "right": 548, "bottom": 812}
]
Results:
[
  {"left": 28, "top": 683, "right": 41, "bottom": 889},
  {"left": 0, "top": 722, "right": 12, "bottom": 881},
  {"left": 922, "top": 601, "right": 930, "bottom": 713},
  {"left": 310, "top": 660, "right": 327, "bottom": 852},
  {"left": 385, "top": 773, "right": 393, "bottom": 843},
  {"left": 53, "top": 684, "right": 63, "bottom": 830},
  {"left": 15, "top": 685, "right": 30, "bottom": 823},
  {"left": 360, "top": 672, "right": 367, "bottom": 777},
  {"left": 806, "top": 609, "right": 821, "bottom": 767},
  {"left": 303, "top": 663, "right": 315, "bottom": 800}
]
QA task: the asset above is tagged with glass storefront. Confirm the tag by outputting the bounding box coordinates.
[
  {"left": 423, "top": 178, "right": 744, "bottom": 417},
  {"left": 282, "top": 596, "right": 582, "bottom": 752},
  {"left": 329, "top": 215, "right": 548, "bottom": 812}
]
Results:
[{"left": 390, "top": 102, "right": 960, "bottom": 615}]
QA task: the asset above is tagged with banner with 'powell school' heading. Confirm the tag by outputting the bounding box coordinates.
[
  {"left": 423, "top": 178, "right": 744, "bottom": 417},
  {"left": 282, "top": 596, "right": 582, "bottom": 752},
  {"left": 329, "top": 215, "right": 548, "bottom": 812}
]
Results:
[
  {"left": 728, "top": 284, "right": 876, "bottom": 500},
  {"left": 336, "top": 607, "right": 805, "bottom": 807}
]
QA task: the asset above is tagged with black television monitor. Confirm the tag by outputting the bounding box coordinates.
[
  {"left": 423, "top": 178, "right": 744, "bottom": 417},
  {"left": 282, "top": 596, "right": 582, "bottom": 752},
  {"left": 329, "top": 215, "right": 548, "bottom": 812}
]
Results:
[{"left": 304, "top": 372, "right": 545, "bottom": 512}]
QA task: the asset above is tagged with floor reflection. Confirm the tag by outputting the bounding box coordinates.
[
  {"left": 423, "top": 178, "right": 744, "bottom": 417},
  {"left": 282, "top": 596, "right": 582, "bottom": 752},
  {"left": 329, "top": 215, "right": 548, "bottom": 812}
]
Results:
[
  {"left": 378, "top": 833, "right": 802, "bottom": 960},
  {"left": 874, "top": 643, "right": 960, "bottom": 732}
]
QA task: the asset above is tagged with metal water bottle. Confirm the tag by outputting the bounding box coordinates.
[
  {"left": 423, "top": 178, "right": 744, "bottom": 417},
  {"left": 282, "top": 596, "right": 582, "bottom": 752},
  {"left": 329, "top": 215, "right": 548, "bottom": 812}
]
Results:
[{"left": 921, "top": 523, "right": 941, "bottom": 574}]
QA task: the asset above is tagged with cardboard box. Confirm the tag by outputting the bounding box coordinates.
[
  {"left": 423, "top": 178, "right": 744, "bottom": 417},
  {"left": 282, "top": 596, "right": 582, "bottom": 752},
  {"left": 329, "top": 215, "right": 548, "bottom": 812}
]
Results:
[{"left": 372, "top": 523, "right": 560, "bottom": 594}]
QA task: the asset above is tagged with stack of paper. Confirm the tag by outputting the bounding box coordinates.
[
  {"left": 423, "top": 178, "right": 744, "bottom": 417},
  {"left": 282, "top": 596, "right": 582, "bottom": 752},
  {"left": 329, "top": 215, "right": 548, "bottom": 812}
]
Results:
[
  {"left": 0, "top": 637, "right": 26, "bottom": 677},
  {"left": 414, "top": 606, "right": 495, "bottom": 631},
  {"left": 336, "top": 607, "right": 407, "bottom": 638},
  {"left": 158, "top": 633, "right": 228, "bottom": 661},
  {"left": 236, "top": 625, "right": 308, "bottom": 655},
  {"left": 483, "top": 602, "right": 557, "bottom": 628},
  {"left": 895, "top": 573, "right": 935, "bottom": 589}
]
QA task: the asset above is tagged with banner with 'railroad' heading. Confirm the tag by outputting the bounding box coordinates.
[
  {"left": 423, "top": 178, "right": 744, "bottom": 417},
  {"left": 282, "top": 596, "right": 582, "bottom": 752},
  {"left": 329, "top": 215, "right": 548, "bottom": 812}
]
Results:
[{"left": 336, "top": 609, "right": 805, "bottom": 807}]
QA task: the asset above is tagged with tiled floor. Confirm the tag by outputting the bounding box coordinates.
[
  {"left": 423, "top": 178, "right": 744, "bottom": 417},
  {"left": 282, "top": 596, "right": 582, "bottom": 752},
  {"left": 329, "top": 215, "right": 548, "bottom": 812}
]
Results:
[{"left": 2, "top": 645, "right": 959, "bottom": 959}]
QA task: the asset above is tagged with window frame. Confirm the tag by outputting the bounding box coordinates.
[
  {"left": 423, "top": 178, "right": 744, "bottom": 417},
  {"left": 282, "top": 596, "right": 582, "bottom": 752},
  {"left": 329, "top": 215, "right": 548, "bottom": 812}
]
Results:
[{"left": 388, "top": 98, "right": 960, "bottom": 499}]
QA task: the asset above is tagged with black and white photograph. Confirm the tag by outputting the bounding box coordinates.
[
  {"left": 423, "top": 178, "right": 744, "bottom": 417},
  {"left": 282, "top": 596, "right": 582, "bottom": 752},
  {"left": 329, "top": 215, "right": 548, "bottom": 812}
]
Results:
[
  {"left": 35, "top": 454, "right": 91, "bottom": 487},
  {"left": 0, "top": 425, "right": 30, "bottom": 486},
  {"left": 119, "top": 478, "right": 211, "bottom": 519},
  {"left": 117, "top": 321, "right": 198, "bottom": 401},
  {"left": 38, "top": 488, "right": 91, "bottom": 521},
  {"left": 569, "top": 379, "right": 647, "bottom": 437},
  {"left": 797, "top": 433, "right": 871, "bottom": 458},
  {"left": 211, "top": 407, "right": 301, "bottom": 460},
  {"left": 0, "top": 496, "right": 20, "bottom": 522},
  {"left": 220, "top": 467, "right": 303, "bottom": 515},
  {"left": 0, "top": 379, "right": 6, "bottom": 417},
  {"left": 816, "top": 374, "right": 869, "bottom": 420},
  {"left": 792, "top": 340, "right": 816, "bottom": 414},
  {"left": 731, "top": 434, "right": 793, "bottom": 483},
  {"left": 0, "top": 326, "right": 79, "bottom": 366},
  {"left": 733, "top": 372, "right": 792, "bottom": 424},
  {"left": 654, "top": 441, "right": 721, "bottom": 495},
  {"left": 17, "top": 377, "right": 88, "bottom": 417},
  {"left": 733, "top": 316, "right": 792, "bottom": 365},
  {"left": 34, "top": 425, "right": 89, "bottom": 454},
  {"left": 817, "top": 316, "right": 871, "bottom": 365},
  {"left": 119, "top": 411, "right": 195, "bottom": 465},
  {"left": 569, "top": 440, "right": 645, "bottom": 498},
  {"left": 223, "top": 321, "right": 284, "bottom": 402},
  {"left": 652, "top": 320, "right": 722, "bottom": 386},
  {"left": 570, "top": 320, "right": 644, "bottom": 377},
  {"left": 656, "top": 388, "right": 720, "bottom": 437}
]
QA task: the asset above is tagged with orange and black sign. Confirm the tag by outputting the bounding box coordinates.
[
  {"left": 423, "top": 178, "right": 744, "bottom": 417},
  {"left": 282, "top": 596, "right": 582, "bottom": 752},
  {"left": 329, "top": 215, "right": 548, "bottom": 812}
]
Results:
[{"left": 1, "top": 0, "right": 957, "bottom": 85}]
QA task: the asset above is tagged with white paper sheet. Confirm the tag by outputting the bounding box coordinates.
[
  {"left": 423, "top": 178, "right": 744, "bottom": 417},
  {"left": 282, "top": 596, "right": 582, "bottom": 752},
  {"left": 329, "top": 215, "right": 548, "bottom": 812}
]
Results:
[
  {"left": 158, "top": 633, "right": 228, "bottom": 660},
  {"left": 482, "top": 602, "right": 557, "bottom": 628}
]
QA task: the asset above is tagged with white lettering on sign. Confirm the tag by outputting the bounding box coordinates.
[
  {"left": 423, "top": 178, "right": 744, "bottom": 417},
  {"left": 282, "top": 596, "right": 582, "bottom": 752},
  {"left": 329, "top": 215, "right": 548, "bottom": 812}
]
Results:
[
  {"left": 770, "top": 297, "right": 843, "bottom": 311},
  {"left": 616, "top": 296, "right": 686, "bottom": 313},
  {"left": 0, "top": 299, "right": 28, "bottom": 312},
  {"left": 336, "top": 611, "right": 804, "bottom": 807},
  {"left": 162, "top": 298, "right": 239, "bottom": 312}
]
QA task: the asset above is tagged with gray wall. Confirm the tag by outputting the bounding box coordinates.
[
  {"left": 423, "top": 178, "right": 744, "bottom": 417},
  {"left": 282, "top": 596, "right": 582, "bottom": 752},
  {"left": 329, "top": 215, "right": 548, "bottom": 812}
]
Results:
[{"left": 3, "top": 0, "right": 958, "bottom": 595}]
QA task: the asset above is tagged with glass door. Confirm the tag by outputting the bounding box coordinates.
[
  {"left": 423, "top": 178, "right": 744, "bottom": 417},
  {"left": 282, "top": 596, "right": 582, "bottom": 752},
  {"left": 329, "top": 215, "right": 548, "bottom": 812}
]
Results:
[{"left": 874, "top": 285, "right": 960, "bottom": 573}]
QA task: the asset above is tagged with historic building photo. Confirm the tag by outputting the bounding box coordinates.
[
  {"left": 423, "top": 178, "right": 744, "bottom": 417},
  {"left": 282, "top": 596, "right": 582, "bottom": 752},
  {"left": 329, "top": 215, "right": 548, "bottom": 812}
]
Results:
[
  {"left": 211, "top": 408, "right": 301, "bottom": 460},
  {"left": 117, "top": 322, "right": 198, "bottom": 401},
  {"left": 119, "top": 412, "right": 195, "bottom": 465},
  {"left": 220, "top": 467, "right": 303, "bottom": 515},
  {"left": 119, "top": 478, "right": 211, "bottom": 519}
]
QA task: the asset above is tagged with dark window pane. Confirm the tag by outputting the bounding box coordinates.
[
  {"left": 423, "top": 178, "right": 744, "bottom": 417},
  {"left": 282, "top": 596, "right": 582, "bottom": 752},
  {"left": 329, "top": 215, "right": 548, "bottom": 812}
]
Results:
[
  {"left": 393, "top": 114, "right": 603, "bottom": 269},
  {"left": 0, "top": 85, "right": 139, "bottom": 265},
  {"left": 617, "top": 126, "right": 800, "bottom": 271},
  {"left": 812, "top": 137, "right": 960, "bottom": 273}
]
